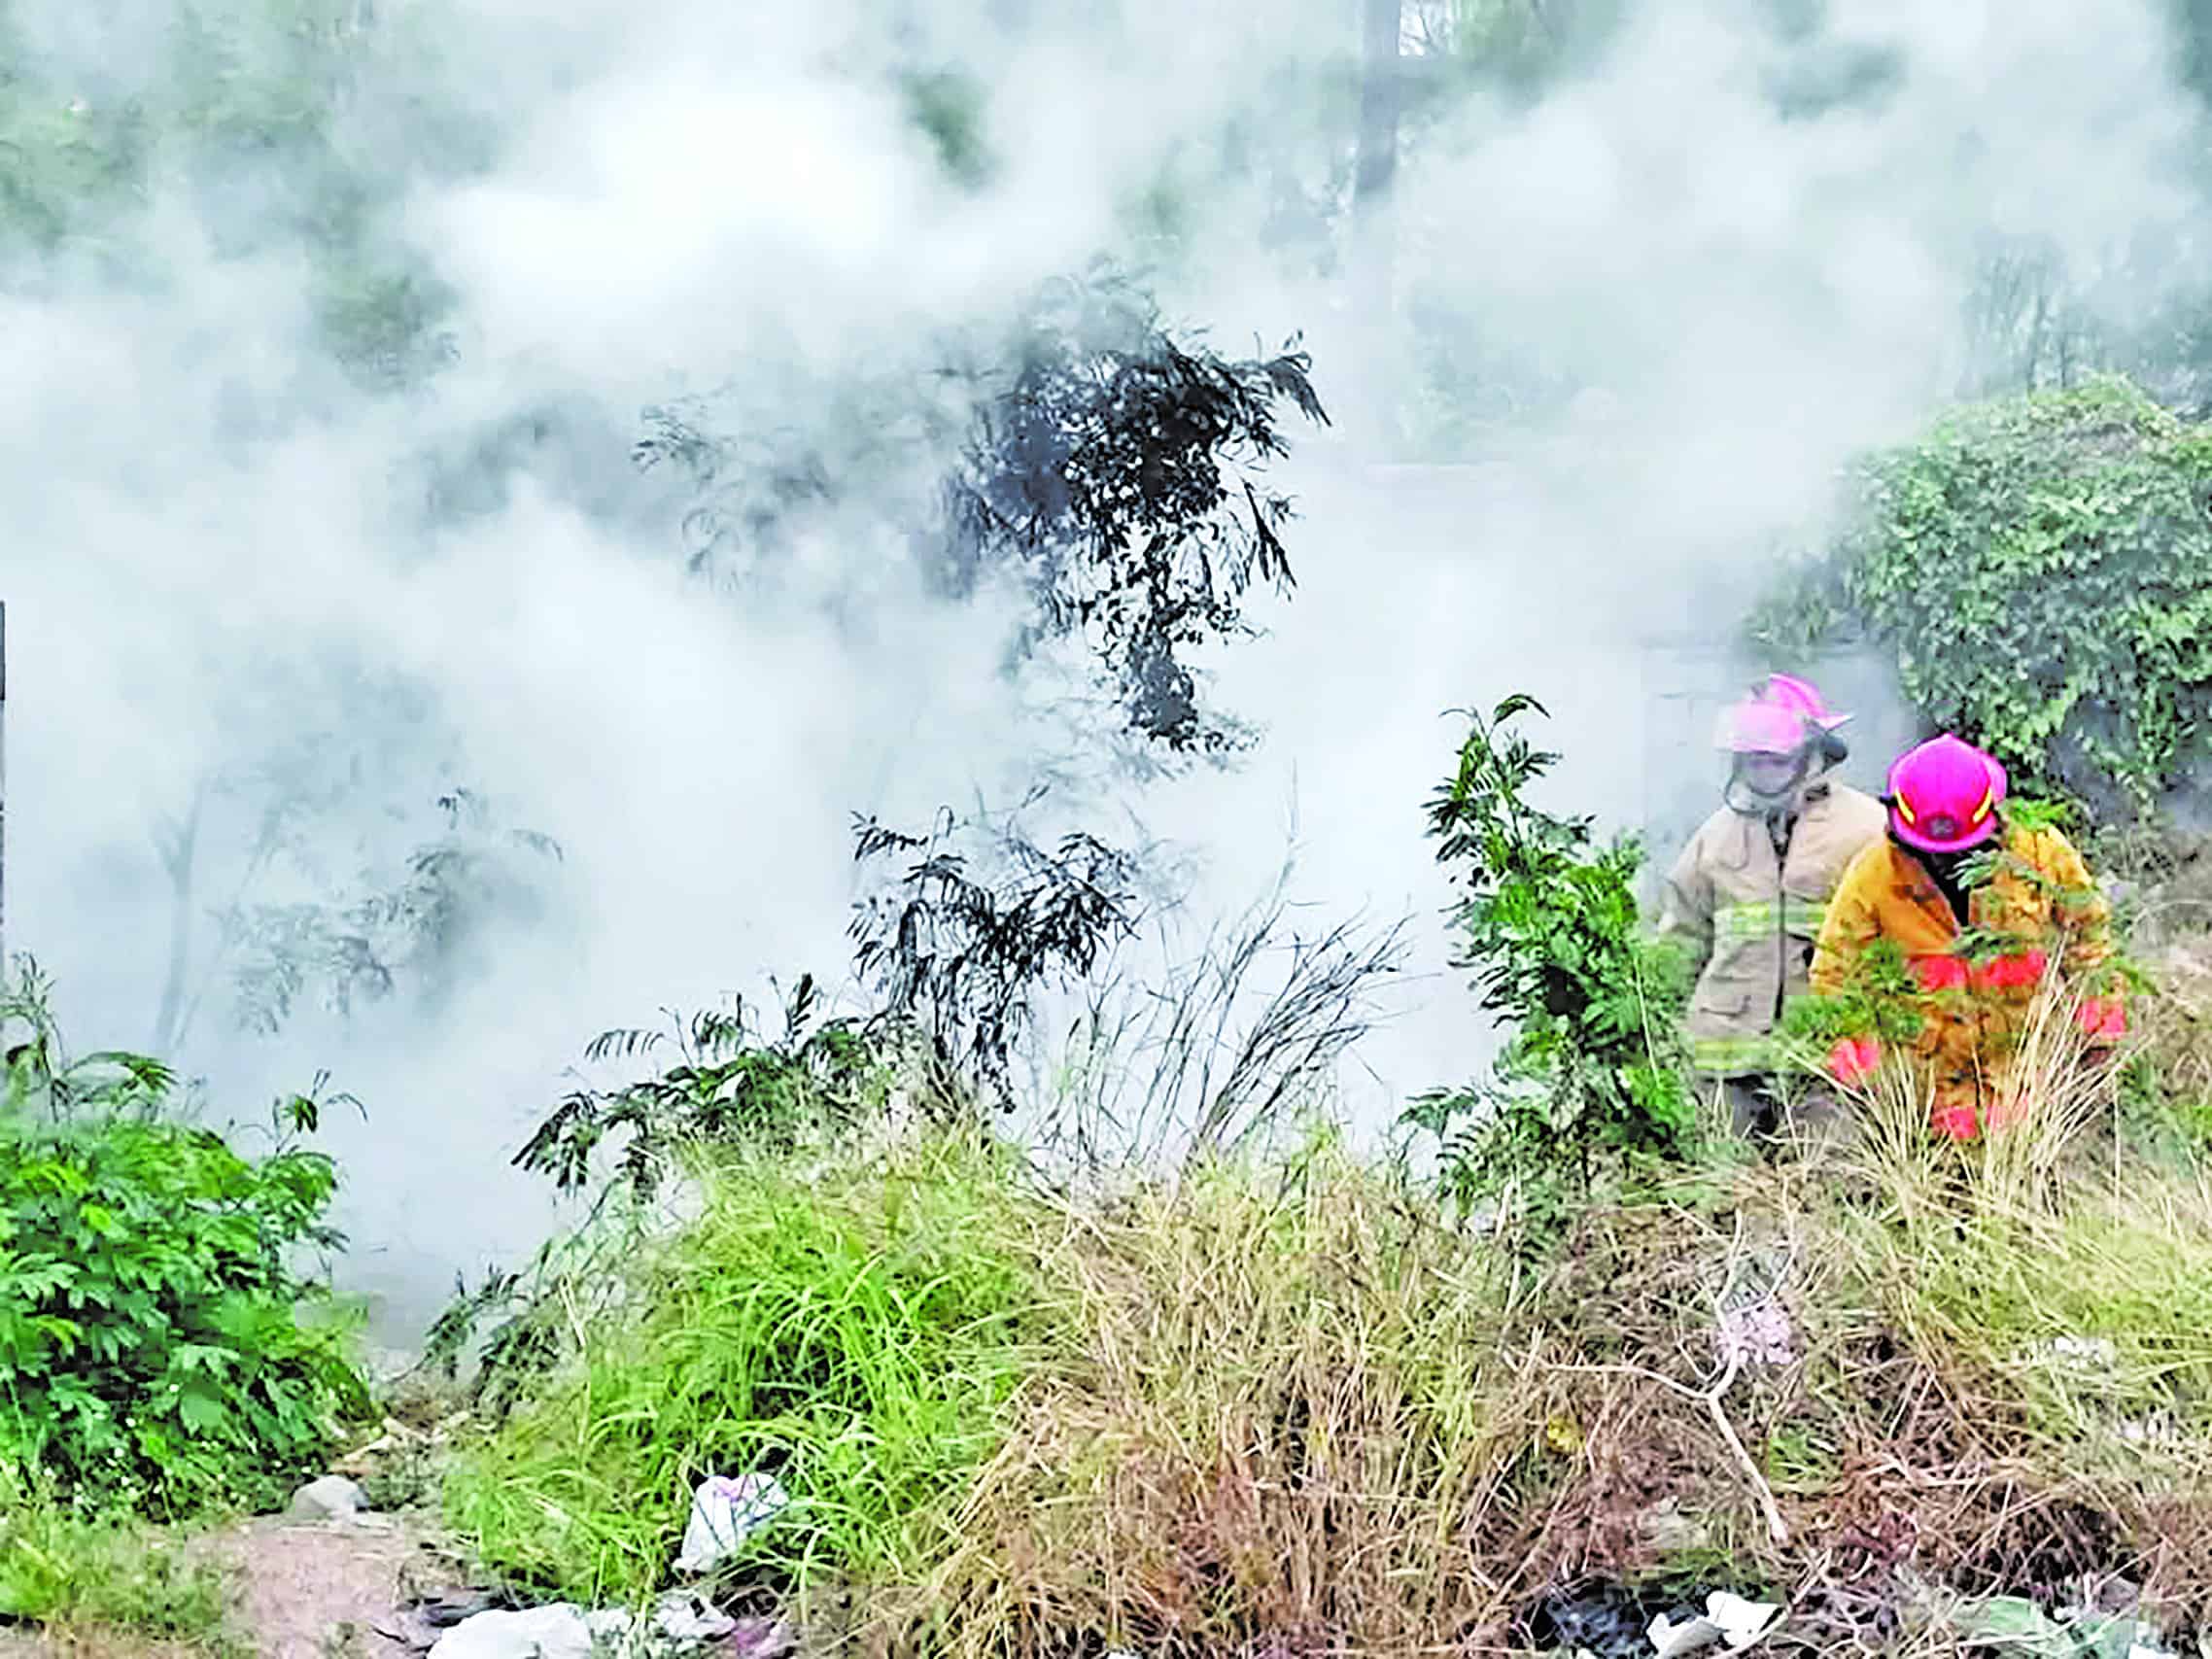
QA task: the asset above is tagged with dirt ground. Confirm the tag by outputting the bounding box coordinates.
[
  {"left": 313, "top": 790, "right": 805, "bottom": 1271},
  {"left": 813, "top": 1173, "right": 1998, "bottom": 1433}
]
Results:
[{"left": 0, "top": 1513, "right": 436, "bottom": 1659}]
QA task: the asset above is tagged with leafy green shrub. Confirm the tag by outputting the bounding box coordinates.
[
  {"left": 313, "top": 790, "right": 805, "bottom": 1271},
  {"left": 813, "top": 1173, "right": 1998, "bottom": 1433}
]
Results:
[
  {"left": 444, "top": 1134, "right": 1055, "bottom": 1604},
  {"left": 1402, "top": 696, "right": 1694, "bottom": 1233},
  {"left": 1747, "top": 377, "right": 2212, "bottom": 815},
  {"left": 0, "top": 966, "right": 368, "bottom": 1513}
]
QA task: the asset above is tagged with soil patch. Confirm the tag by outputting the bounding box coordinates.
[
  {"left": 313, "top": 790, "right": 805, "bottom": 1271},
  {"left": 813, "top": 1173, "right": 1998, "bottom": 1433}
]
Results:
[{"left": 0, "top": 1512, "right": 434, "bottom": 1659}]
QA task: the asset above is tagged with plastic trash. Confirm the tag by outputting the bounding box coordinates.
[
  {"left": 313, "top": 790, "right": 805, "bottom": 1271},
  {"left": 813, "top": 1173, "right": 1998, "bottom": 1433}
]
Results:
[
  {"left": 654, "top": 1589, "right": 738, "bottom": 1642},
  {"left": 286, "top": 1473, "right": 371, "bottom": 1522},
  {"left": 674, "top": 1472, "right": 792, "bottom": 1573},
  {"left": 1929, "top": 1590, "right": 2178, "bottom": 1657},
  {"left": 1715, "top": 1299, "right": 1796, "bottom": 1370},
  {"left": 426, "top": 1604, "right": 631, "bottom": 1658},
  {"left": 1534, "top": 1586, "right": 1678, "bottom": 1658},
  {"left": 1648, "top": 1591, "right": 1784, "bottom": 1655}
]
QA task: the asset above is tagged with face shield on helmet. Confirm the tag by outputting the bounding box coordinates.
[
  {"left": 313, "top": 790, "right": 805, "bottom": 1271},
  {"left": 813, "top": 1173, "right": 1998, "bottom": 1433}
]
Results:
[
  {"left": 1713, "top": 698, "right": 1814, "bottom": 813},
  {"left": 1712, "top": 674, "right": 1855, "bottom": 815}
]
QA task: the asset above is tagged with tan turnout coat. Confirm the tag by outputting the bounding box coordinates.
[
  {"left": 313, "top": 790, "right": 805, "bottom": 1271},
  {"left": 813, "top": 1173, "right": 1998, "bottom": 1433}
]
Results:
[{"left": 1654, "top": 780, "right": 1886, "bottom": 1078}]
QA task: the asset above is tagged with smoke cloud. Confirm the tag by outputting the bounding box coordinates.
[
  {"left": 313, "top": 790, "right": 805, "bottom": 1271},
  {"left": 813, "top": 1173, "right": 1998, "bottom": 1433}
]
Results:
[{"left": 1, "top": 0, "right": 2199, "bottom": 1333}]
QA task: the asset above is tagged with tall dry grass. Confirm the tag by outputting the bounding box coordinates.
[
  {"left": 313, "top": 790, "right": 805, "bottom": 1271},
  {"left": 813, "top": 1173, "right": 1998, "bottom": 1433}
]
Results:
[{"left": 872, "top": 980, "right": 2212, "bottom": 1657}]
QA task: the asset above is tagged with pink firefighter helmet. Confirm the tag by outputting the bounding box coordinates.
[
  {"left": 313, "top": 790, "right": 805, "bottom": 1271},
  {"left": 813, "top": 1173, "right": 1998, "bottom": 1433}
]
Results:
[
  {"left": 1885, "top": 734, "right": 2008, "bottom": 853},
  {"left": 1759, "top": 672, "right": 1851, "bottom": 732},
  {"left": 1711, "top": 673, "right": 1850, "bottom": 755}
]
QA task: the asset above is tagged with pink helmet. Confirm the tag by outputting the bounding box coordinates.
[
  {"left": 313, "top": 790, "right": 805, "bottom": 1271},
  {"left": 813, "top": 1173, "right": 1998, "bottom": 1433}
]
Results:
[
  {"left": 1886, "top": 734, "right": 2007, "bottom": 853},
  {"left": 1712, "top": 673, "right": 1851, "bottom": 755},
  {"left": 1759, "top": 673, "right": 1851, "bottom": 732}
]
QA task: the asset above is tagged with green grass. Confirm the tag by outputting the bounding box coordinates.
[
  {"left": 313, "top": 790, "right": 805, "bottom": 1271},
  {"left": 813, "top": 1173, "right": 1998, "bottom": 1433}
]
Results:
[
  {"left": 0, "top": 1467, "right": 244, "bottom": 1654},
  {"left": 444, "top": 1131, "right": 1065, "bottom": 1604}
]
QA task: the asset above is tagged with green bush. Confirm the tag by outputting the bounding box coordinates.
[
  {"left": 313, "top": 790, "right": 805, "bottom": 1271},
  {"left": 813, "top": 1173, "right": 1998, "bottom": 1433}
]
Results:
[
  {"left": 1747, "top": 377, "right": 2212, "bottom": 815},
  {"left": 0, "top": 967, "right": 368, "bottom": 1513},
  {"left": 445, "top": 1134, "right": 1056, "bottom": 1604},
  {"left": 1402, "top": 696, "right": 1694, "bottom": 1234}
]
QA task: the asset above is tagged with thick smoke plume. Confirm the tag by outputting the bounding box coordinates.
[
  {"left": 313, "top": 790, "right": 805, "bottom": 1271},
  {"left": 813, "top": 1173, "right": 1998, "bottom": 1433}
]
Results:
[{"left": 0, "top": 0, "right": 2200, "bottom": 1331}]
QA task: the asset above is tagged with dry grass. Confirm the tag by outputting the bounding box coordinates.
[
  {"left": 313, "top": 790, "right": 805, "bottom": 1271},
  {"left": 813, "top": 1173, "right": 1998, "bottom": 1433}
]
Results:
[
  {"left": 450, "top": 953, "right": 2212, "bottom": 1656},
  {"left": 836, "top": 1013, "right": 2212, "bottom": 1658},
  {"left": 890, "top": 1135, "right": 1521, "bottom": 1656}
]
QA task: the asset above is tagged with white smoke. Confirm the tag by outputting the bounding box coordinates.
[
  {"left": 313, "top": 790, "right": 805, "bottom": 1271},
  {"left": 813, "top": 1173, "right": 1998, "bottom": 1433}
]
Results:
[{"left": 0, "top": 0, "right": 2200, "bottom": 1332}]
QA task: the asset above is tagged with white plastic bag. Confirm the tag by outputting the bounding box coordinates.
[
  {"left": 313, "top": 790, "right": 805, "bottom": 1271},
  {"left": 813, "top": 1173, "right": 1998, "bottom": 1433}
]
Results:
[
  {"left": 674, "top": 1472, "right": 791, "bottom": 1573},
  {"left": 1648, "top": 1591, "right": 1784, "bottom": 1656}
]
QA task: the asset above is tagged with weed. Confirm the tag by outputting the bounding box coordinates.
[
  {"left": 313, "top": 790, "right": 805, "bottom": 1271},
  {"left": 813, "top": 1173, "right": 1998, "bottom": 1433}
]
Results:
[
  {"left": 512, "top": 981, "right": 889, "bottom": 1204},
  {"left": 0, "top": 1467, "right": 244, "bottom": 1654},
  {"left": 850, "top": 806, "right": 1143, "bottom": 1115},
  {"left": 0, "top": 962, "right": 368, "bottom": 1512},
  {"left": 1404, "top": 695, "right": 1695, "bottom": 1235},
  {"left": 445, "top": 1131, "right": 1060, "bottom": 1605}
]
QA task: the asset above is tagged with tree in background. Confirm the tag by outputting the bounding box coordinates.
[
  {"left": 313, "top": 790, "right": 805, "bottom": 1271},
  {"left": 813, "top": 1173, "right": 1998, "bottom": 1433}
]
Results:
[
  {"left": 0, "top": 0, "right": 467, "bottom": 384},
  {"left": 641, "top": 262, "right": 1330, "bottom": 755},
  {"left": 145, "top": 666, "right": 562, "bottom": 1055}
]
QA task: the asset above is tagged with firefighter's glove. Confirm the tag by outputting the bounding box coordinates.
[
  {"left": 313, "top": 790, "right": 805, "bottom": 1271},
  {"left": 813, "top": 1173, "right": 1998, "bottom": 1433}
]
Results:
[{"left": 1826, "top": 1034, "right": 1882, "bottom": 1088}]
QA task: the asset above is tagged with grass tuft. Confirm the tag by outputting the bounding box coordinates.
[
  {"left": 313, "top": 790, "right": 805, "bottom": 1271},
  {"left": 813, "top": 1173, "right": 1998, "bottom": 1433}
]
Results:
[
  {"left": 0, "top": 1467, "right": 244, "bottom": 1655},
  {"left": 444, "top": 1129, "right": 1065, "bottom": 1606}
]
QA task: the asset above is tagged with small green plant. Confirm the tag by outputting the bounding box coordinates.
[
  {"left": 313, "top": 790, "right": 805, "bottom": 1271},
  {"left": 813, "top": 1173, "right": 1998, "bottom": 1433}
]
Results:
[
  {"left": 510, "top": 977, "right": 888, "bottom": 1205},
  {"left": 1402, "top": 696, "right": 1694, "bottom": 1234},
  {"left": 445, "top": 1133, "right": 1053, "bottom": 1604},
  {"left": 849, "top": 809, "right": 1143, "bottom": 1113},
  {"left": 1778, "top": 937, "right": 1926, "bottom": 1056},
  {"left": 0, "top": 959, "right": 369, "bottom": 1513}
]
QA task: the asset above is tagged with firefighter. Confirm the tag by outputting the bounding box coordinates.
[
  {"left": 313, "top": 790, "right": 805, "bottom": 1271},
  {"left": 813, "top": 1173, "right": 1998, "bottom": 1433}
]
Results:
[
  {"left": 1811, "top": 733, "right": 2126, "bottom": 1139},
  {"left": 1655, "top": 674, "right": 1887, "bottom": 1137}
]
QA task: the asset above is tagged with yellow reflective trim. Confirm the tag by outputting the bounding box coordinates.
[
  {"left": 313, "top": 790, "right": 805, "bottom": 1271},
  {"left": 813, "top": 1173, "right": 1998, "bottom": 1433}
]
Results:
[
  {"left": 1691, "top": 1035, "right": 1775, "bottom": 1074},
  {"left": 1716, "top": 900, "right": 1780, "bottom": 938}
]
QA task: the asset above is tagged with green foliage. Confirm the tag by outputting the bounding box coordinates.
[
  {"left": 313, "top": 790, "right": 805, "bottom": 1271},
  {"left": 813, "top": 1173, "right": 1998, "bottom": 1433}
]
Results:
[
  {"left": 0, "top": 1466, "right": 243, "bottom": 1651},
  {"left": 4, "top": 963, "right": 179, "bottom": 1124},
  {"left": 1402, "top": 697, "right": 1694, "bottom": 1232},
  {"left": 0, "top": 0, "right": 465, "bottom": 381},
  {"left": 222, "top": 786, "right": 564, "bottom": 1041},
  {"left": 1421, "top": 0, "right": 1628, "bottom": 102},
  {"left": 444, "top": 1135, "right": 1054, "bottom": 1604},
  {"left": 849, "top": 809, "right": 1142, "bottom": 1112},
  {"left": 644, "top": 263, "right": 1329, "bottom": 753},
  {"left": 944, "top": 264, "right": 1331, "bottom": 752},
  {"left": 1746, "top": 379, "right": 2212, "bottom": 815},
  {"left": 0, "top": 964, "right": 368, "bottom": 1513},
  {"left": 429, "top": 984, "right": 891, "bottom": 1428},
  {"left": 1778, "top": 937, "right": 1926, "bottom": 1054},
  {"left": 509, "top": 980, "right": 890, "bottom": 1206}
]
